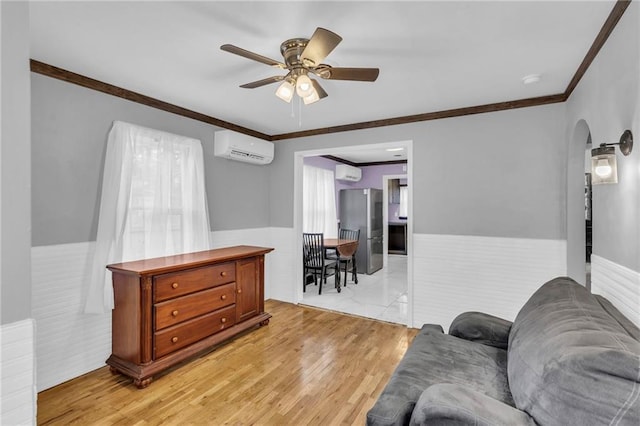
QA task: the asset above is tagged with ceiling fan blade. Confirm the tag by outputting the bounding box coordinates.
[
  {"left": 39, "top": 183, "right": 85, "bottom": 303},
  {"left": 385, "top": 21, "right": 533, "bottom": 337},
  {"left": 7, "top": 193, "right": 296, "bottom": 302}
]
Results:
[
  {"left": 300, "top": 27, "right": 343, "bottom": 66},
  {"left": 310, "top": 78, "right": 328, "bottom": 99},
  {"left": 239, "top": 75, "right": 285, "bottom": 89},
  {"left": 220, "top": 44, "right": 286, "bottom": 69},
  {"left": 318, "top": 66, "right": 379, "bottom": 82}
]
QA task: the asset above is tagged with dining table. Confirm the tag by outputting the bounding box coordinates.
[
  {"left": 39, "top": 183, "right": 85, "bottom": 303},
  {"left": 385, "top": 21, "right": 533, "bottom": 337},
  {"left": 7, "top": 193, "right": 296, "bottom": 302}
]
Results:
[
  {"left": 324, "top": 238, "right": 359, "bottom": 288},
  {"left": 323, "top": 238, "right": 359, "bottom": 256}
]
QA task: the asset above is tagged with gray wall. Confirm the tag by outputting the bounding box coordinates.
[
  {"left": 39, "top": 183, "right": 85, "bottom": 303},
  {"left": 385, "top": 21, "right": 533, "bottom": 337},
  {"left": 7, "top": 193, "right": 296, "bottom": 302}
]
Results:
[
  {"left": 1, "top": 1, "right": 32, "bottom": 324},
  {"left": 31, "top": 74, "right": 270, "bottom": 247},
  {"left": 270, "top": 103, "right": 566, "bottom": 240},
  {"left": 565, "top": 2, "right": 639, "bottom": 273}
]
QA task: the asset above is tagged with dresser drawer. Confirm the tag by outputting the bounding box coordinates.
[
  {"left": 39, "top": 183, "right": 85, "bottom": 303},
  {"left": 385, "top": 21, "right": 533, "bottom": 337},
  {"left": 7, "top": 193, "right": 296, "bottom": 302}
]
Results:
[
  {"left": 154, "top": 262, "right": 235, "bottom": 302},
  {"left": 154, "top": 305, "right": 236, "bottom": 359},
  {"left": 154, "top": 283, "right": 236, "bottom": 330}
]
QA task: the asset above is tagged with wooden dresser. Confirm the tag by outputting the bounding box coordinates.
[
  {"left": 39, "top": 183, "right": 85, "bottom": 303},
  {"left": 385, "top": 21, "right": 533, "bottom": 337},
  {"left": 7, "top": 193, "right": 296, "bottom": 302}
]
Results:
[{"left": 106, "top": 245, "right": 273, "bottom": 388}]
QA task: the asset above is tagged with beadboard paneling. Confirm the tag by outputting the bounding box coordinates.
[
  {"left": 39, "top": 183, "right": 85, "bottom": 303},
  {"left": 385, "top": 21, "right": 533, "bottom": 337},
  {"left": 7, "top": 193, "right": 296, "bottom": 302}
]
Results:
[
  {"left": 591, "top": 255, "right": 640, "bottom": 328},
  {"left": 210, "top": 228, "right": 269, "bottom": 249},
  {"left": 0, "top": 319, "right": 36, "bottom": 425},
  {"left": 412, "top": 234, "right": 566, "bottom": 330},
  {"left": 266, "top": 227, "right": 296, "bottom": 303},
  {"left": 31, "top": 242, "right": 111, "bottom": 392}
]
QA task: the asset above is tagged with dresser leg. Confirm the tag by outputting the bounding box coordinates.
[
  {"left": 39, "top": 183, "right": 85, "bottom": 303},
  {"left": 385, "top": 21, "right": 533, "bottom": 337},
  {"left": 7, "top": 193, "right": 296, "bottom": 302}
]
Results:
[
  {"left": 108, "top": 366, "right": 119, "bottom": 375},
  {"left": 134, "top": 377, "right": 153, "bottom": 389},
  {"left": 259, "top": 318, "right": 270, "bottom": 326}
]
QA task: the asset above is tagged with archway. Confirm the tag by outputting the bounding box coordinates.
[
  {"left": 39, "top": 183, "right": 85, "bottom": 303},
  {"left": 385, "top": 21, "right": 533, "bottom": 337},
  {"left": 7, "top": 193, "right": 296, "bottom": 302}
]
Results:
[{"left": 567, "top": 119, "right": 591, "bottom": 286}]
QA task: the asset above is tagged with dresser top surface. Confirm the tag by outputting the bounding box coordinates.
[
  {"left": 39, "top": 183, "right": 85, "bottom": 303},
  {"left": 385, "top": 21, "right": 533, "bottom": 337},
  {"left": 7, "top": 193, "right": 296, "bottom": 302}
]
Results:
[{"left": 107, "top": 245, "right": 274, "bottom": 275}]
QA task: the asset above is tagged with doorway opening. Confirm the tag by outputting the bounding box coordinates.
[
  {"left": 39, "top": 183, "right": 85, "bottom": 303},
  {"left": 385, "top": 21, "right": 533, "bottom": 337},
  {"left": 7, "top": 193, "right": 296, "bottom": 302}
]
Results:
[
  {"left": 293, "top": 141, "right": 413, "bottom": 326},
  {"left": 567, "top": 119, "right": 591, "bottom": 287},
  {"left": 585, "top": 134, "right": 592, "bottom": 289}
]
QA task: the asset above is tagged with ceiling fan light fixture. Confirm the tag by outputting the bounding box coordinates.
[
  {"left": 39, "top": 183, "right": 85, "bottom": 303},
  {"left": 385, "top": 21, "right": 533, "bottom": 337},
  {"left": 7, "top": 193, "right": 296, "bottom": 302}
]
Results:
[
  {"left": 221, "top": 27, "right": 379, "bottom": 107},
  {"left": 295, "top": 74, "right": 314, "bottom": 98},
  {"left": 302, "top": 89, "right": 320, "bottom": 105},
  {"left": 275, "top": 79, "right": 295, "bottom": 103}
]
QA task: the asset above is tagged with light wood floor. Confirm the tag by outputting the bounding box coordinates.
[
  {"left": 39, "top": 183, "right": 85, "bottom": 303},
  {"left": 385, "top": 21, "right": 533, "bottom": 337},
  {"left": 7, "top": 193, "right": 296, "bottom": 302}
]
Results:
[{"left": 38, "top": 300, "right": 418, "bottom": 425}]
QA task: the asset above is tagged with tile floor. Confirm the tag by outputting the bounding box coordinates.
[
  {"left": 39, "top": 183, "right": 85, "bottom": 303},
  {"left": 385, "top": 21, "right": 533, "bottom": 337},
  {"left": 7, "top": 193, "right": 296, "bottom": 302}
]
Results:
[{"left": 301, "top": 255, "right": 408, "bottom": 325}]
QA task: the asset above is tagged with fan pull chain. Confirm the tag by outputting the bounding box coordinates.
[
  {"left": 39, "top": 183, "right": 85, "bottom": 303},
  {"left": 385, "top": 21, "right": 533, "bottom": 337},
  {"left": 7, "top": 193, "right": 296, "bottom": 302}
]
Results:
[
  {"left": 290, "top": 97, "right": 295, "bottom": 118},
  {"left": 298, "top": 96, "right": 303, "bottom": 128}
]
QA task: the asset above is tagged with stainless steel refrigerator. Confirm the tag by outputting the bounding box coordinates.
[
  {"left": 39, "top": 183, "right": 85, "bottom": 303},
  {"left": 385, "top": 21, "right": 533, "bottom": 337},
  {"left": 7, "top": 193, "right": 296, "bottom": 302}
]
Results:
[{"left": 339, "top": 188, "right": 383, "bottom": 274}]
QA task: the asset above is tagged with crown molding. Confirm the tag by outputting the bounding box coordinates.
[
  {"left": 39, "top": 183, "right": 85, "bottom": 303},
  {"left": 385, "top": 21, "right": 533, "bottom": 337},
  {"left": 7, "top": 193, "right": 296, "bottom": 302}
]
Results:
[
  {"left": 29, "top": 60, "right": 271, "bottom": 141},
  {"left": 30, "top": 0, "right": 631, "bottom": 142}
]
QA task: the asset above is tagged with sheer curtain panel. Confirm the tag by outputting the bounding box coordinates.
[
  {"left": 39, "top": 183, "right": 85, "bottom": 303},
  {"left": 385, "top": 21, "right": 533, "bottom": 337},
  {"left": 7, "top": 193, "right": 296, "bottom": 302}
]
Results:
[
  {"left": 85, "top": 121, "right": 212, "bottom": 313},
  {"left": 399, "top": 185, "right": 408, "bottom": 218},
  {"left": 303, "top": 165, "right": 338, "bottom": 238}
]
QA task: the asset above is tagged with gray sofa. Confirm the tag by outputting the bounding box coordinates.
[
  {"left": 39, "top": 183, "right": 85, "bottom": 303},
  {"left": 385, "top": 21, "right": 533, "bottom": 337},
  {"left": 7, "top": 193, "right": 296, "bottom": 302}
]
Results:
[{"left": 366, "top": 277, "right": 640, "bottom": 425}]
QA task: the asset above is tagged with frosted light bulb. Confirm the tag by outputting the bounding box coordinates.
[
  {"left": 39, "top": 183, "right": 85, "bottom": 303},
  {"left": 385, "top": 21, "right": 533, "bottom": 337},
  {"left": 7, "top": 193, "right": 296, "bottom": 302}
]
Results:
[
  {"left": 295, "top": 74, "right": 314, "bottom": 98},
  {"left": 594, "top": 159, "right": 612, "bottom": 177}
]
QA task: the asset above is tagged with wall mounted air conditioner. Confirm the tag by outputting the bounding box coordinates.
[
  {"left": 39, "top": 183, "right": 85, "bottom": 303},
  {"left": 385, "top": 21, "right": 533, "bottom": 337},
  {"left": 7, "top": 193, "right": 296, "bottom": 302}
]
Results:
[
  {"left": 335, "top": 164, "right": 362, "bottom": 182},
  {"left": 213, "top": 130, "right": 274, "bottom": 165}
]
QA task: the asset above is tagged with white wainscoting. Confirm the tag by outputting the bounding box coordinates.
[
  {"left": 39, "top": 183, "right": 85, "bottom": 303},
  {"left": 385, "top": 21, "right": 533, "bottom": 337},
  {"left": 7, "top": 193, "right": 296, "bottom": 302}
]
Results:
[
  {"left": 31, "top": 229, "right": 572, "bottom": 392},
  {"left": 412, "top": 234, "right": 567, "bottom": 331},
  {"left": 31, "top": 242, "right": 111, "bottom": 392},
  {"left": 591, "top": 255, "right": 640, "bottom": 328},
  {"left": 266, "top": 228, "right": 296, "bottom": 303},
  {"left": 0, "top": 319, "right": 37, "bottom": 425}
]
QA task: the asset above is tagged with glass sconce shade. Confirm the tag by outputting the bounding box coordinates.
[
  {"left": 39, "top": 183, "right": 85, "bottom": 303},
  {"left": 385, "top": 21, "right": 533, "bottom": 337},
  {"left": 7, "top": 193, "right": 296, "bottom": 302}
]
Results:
[
  {"left": 295, "top": 74, "right": 314, "bottom": 98},
  {"left": 302, "top": 90, "right": 320, "bottom": 105},
  {"left": 591, "top": 145, "right": 618, "bottom": 184},
  {"left": 275, "top": 79, "right": 295, "bottom": 103}
]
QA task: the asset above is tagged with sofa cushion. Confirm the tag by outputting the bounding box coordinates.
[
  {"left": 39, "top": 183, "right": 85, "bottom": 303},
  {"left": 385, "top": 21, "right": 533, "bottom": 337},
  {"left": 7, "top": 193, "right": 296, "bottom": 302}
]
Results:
[
  {"left": 449, "top": 311, "right": 512, "bottom": 349},
  {"left": 410, "top": 383, "right": 536, "bottom": 426},
  {"left": 508, "top": 277, "right": 640, "bottom": 426},
  {"left": 367, "top": 324, "right": 514, "bottom": 426}
]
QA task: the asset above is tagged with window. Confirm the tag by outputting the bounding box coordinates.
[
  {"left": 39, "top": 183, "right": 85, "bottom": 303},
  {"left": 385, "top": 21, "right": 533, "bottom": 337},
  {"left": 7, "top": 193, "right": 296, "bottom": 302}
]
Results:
[{"left": 85, "top": 121, "right": 211, "bottom": 313}]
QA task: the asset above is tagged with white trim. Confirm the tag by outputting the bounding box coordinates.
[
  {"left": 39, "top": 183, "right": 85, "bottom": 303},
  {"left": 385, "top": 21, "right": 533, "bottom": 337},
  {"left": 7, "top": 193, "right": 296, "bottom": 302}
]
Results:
[{"left": 293, "top": 141, "right": 414, "bottom": 327}]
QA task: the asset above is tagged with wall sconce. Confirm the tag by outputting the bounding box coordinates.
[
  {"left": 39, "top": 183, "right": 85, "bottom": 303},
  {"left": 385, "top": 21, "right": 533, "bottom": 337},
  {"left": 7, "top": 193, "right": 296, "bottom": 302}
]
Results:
[{"left": 591, "top": 130, "right": 633, "bottom": 184}]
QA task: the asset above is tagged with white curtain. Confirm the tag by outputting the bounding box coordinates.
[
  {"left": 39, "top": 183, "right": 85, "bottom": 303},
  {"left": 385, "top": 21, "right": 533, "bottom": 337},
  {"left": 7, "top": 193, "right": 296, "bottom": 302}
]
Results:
[
  {"left": 399, "top": 186, "right": 408, "bottom": 218},
  {"left": 85, "top": 121, "right": 212, "bottom": 313},
  {"left": 303, "top": 165, "right": 338, "bottom": 238}
]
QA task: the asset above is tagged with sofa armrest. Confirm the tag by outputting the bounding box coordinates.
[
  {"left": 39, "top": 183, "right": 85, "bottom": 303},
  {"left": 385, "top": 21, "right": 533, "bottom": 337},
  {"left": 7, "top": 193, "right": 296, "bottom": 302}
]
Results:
[
  {"left": 410, "top": 384, "right": 535, "bottom": 426},
  {"left": 448, "top": 312, "right": 512, "bottom": 349}
]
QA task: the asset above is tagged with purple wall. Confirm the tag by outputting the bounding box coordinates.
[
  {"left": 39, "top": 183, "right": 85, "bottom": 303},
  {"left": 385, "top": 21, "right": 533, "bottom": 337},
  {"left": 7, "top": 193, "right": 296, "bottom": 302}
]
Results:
[{"left": 303, "top": 156, "right": 408, "bottom": 222}]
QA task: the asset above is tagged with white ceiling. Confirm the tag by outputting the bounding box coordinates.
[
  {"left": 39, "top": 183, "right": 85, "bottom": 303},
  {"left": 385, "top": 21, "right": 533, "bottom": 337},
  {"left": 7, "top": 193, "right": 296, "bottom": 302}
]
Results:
[{"left": 29, "top": 1, "right": 615, "bottom": 147}]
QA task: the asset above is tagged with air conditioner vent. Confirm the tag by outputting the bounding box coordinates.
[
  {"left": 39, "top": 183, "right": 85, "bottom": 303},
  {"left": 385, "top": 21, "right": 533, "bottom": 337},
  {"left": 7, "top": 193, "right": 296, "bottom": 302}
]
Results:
[
  {"left": 335, "top": 164, "right": 362, "bottom": 182},
  {"left": 214, "top": 130, "right": 274, "bottom": 165}
]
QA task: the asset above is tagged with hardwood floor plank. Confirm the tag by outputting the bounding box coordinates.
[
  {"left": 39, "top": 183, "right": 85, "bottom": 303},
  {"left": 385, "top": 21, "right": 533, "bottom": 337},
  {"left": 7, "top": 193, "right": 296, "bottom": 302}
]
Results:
[{"left": 38, "top": 300, "right": 418, "bottom": 425}]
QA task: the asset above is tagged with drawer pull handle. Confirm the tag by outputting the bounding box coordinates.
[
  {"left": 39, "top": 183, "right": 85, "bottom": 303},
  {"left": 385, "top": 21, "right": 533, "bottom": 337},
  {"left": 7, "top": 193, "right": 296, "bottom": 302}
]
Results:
[
  {"left": 221, "top": 294, "right": 227, "bottom": 301},
  {"left": 171, "top": 337, "right": 178, "bottom": 343},
  {"left": 172, "top": 310, "right": 179, "bottom": 317},
  {"left": 171, "top": 282, "right": 179, "bottom": 289},
  {"left": 237, "top": 289, "right": 242, "bottom": 294},
  {"left": 221, "top": 317, "right": 227, "bottom": 324},
  {"left": 220, "top": 271, "right": 227, "bottom": 277}
]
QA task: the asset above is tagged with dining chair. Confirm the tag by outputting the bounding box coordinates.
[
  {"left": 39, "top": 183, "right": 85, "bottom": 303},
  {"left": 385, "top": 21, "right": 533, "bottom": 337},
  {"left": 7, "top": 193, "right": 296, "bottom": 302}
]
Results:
[
  {"left": 303, "top": 232, "right": 340, "bottom": 294},
  {"left": 336, "top": 228, "right": 360, "bottom": 286}
]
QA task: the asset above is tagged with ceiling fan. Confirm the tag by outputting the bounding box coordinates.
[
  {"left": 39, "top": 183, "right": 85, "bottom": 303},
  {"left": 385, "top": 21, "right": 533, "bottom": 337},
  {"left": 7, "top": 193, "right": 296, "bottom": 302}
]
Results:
[{"left": 220, "top": 27, "right": 379, "bottom": 105}]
